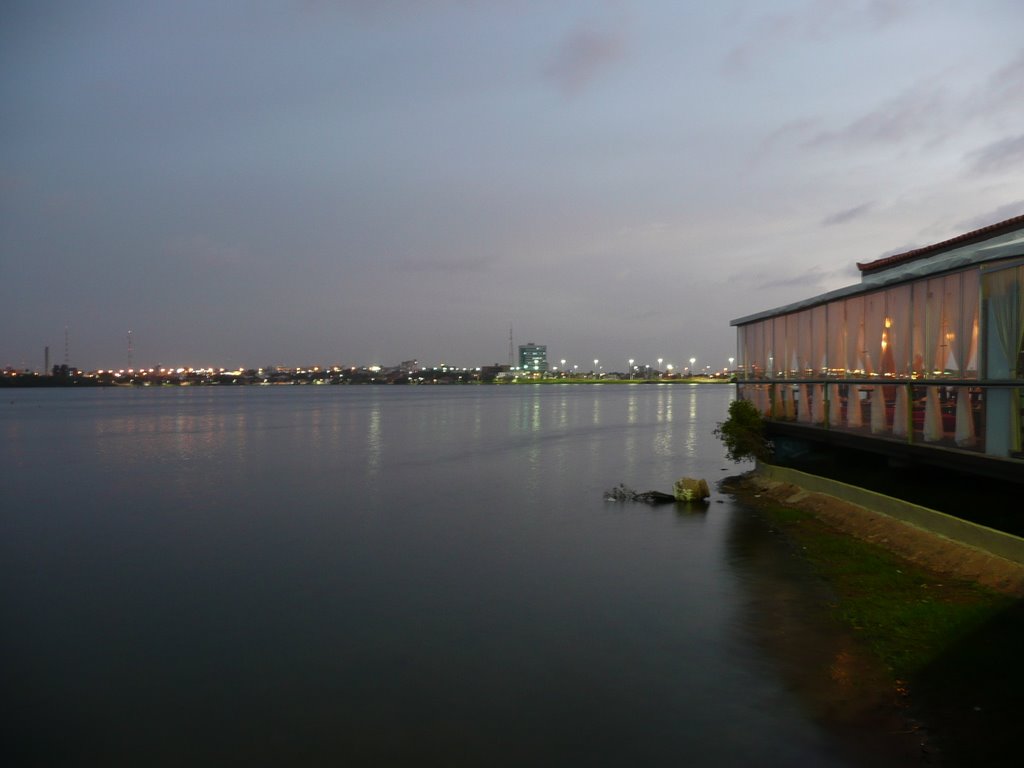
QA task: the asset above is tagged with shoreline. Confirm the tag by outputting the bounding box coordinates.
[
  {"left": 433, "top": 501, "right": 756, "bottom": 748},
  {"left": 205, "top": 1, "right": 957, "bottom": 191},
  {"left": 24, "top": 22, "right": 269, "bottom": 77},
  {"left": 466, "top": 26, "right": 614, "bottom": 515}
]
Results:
[{"left": 724, "top": 470, "right": 1024, "bottom": 765}]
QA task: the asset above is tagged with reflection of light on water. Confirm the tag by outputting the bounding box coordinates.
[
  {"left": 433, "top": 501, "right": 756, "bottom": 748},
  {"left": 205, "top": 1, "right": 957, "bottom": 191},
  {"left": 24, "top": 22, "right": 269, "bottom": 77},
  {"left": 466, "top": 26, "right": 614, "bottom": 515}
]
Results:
[
  {"left": 829, "top": 649, "right": 856, "bottom": 689},
  {"left": 366, "top": 406, "right": 382, "bottom": 477},
  {"left": 653, "top": 389, "right": 674, "bottom": 456},
  {"left": 684, "top": 389, "right": 699, "bottom": 457}
]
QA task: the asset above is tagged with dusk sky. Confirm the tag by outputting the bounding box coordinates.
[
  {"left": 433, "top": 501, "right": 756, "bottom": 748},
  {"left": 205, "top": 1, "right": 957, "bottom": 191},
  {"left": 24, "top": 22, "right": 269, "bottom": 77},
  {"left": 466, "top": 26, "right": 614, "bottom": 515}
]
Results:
[{"left": 3, "top": 1, "right": 1023, "bottom": 373}]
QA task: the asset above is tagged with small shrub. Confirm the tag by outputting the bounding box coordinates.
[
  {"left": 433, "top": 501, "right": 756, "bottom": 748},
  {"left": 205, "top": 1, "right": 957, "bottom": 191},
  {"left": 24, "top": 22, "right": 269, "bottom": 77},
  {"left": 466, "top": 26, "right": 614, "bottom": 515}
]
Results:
[{"left": 714, "top": 399, "right": 772, "bottom": 463}]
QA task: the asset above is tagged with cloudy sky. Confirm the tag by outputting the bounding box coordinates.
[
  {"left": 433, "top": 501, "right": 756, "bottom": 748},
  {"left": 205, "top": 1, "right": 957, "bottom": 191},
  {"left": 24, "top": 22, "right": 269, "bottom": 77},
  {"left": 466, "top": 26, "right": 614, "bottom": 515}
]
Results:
[{"left": 2, "top": 1, "right": 1023, "bottom": 372}]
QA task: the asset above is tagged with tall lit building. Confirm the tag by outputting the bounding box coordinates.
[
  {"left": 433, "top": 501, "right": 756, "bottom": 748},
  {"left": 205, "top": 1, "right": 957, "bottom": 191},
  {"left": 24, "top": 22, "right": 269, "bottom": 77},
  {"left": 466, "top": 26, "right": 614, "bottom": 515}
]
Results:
[{"left": 518, "top": 342, "right": 548, "bottom": 373}]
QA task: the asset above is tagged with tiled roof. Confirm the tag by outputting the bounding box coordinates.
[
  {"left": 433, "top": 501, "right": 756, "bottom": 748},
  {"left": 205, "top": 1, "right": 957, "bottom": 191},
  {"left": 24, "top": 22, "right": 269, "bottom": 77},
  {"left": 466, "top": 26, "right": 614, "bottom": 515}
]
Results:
[{"left": 857, "top": 212, "right": 1024, "bottom": 274}]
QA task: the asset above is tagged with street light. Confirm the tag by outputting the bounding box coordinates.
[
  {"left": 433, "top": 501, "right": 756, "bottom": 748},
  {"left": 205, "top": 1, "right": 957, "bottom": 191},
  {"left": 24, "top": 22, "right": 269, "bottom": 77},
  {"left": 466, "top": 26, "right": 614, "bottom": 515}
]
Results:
[
  {"left": 657, "top": 358, "right": 663, "bottom": 379},
  {"left": 628, "top": 359, "right": 634, "bottom": 379},
  {"left": 594, "top": 359, "right": 599, "bottom": 378},
  {"left": 689, "top": 357, "right": 696, "bottom": 377}
]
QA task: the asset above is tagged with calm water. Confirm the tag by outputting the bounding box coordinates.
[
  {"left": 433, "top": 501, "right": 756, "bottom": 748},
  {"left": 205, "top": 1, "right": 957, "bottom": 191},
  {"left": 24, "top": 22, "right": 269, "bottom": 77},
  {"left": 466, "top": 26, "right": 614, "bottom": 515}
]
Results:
[{"left": 1, "top": 385, "right": 882, "bottom": 765}]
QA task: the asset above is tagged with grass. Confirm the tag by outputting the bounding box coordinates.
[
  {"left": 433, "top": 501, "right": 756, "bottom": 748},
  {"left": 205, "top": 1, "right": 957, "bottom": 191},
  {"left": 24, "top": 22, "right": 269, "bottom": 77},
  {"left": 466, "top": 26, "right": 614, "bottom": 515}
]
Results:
[{"left": 758, "top": 501, "right": 1013, "bottom": 679}]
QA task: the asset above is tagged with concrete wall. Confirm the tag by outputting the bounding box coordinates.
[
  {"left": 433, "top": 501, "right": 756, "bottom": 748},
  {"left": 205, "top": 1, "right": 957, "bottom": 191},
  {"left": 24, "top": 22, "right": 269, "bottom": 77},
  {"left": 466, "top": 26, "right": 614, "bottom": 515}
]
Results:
[{"left": 757, "top": 463, "right": 1024, "bottom": 566}]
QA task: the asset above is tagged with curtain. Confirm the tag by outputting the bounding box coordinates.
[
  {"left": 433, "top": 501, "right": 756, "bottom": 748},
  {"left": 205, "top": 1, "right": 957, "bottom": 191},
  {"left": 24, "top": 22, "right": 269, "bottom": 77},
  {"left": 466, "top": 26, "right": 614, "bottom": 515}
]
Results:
[
  {"left": 827, "top": 301, "right": 846, "bottom": 377},
  {"left": 955, "top": 387, "right": 976, "bottom": 447},
  {"left": 848, "top": 387, "right": 863, "bottom": 427},
  {"left": 911, "top": 282, "right": 928, "bottom": 376},
  {"left": 773, "top": 384, "right": 784, "bottom": 419},
  {"left": 961, "top": 270, "right": 980, "bottom": 378},
  {"left": 798, "top": 310, "right": 813, "bottom": 378},
  {"left": 870, "top": 386, "right": 887, "bottom": 433},
  {"left": 829, "top": 383, "right": 843, "bottom": 427},
  {"left": 893, "top": 384, "right": 909, "bottom": 438},
  {"left": 773, "top": 316, "right": 788, "bottom": 379},
  {"left": 846, "top": 296, "right": 865, "bottom": 375},
  {"left": 942, "top": 274, "right": 963, "bottom": 374},
  {"left": 886, "top": 285, "right": 911, "bottom": 377},
  {"left": 923, "top": 386, "right": 943, "bottom": 442},
  {"left": 813, "top": 383, "right": 825, "bottom": 424},
  {"left": 864, "top": 291, "right": 887, "bottom": 376},
  {"left": 812, "top": 305, "right": 828, "bottom": 376},
  {"left": 799, "top": 384, "right": 813, "bottom": 423},
  {"left": 925, "top": 278, "right": 944, "bottom": 373},
  {"left": 985, "top": 267, "right": 1021, "bottom": 451}
]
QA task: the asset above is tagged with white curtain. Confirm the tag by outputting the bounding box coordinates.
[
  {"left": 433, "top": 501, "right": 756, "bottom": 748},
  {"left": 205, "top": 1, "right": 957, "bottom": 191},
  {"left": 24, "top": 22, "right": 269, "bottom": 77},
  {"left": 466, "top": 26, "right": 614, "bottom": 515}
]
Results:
[
  {"left": 870, "top": 386, "right": 887, "bottom": 433},
  {"left": 925, "top": 277, "right": 946, "bottom": 373},
  {"left": 864, "top": 291, "right": 887, "bottom": 377},
  {"left": 892, "top": 385, "right": 909, "bottom": 437},
  {"left": 845, "top": 297, "right": 864, "bottom": 427},
  {"left": 813, "top": 383, "right": 825, "bottom": 424},
  {"left": 829, "top": 383, "right": 844, "bottom": 427},
  {"left": 799, "top": 384, "right": 813, "bottom": 423},
  {"left": 960, "top": 271, "right": 980, "bottom": 378},
  {"left": 848, "top": 387, "right": 863, "bottom": 427},
  {"left": 955, "top": 387, "right": 976, "bottom": 447},
  {"left": 827, "top": 302, "right": 846, "bottom": 376},
  {"left": 886, "top": 285, "right": 911, "bottom": 377}
]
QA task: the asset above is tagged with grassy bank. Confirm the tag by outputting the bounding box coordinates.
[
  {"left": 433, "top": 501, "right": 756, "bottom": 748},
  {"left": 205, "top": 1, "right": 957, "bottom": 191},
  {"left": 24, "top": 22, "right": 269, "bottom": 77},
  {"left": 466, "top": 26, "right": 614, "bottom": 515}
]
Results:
[
  {"left": 741, "top": 487, "right": 1024, "bottom": 763},
  {"left": 758, "top": 500, "right": 1012, "bottom": 678}
]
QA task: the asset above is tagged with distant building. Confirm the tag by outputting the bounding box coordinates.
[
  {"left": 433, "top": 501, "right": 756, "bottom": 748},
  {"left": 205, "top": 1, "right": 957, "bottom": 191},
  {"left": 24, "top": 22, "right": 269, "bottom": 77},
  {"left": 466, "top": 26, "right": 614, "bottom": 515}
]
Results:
[
  {"left": 518, "top": 342, "right": 548, "bottom": 373},
  {"left": 730, "top": 212, "right": 1024, "bottom": 479}
]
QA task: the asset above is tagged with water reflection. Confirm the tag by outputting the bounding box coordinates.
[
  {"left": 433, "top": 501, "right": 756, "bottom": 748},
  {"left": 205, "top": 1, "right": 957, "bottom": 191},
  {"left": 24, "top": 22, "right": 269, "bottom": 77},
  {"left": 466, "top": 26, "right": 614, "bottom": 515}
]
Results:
[
  {"left": 1, "top": 385, "right": 887, "bottom": 765},
  {"left": 366, "top": 404, "right": 382, "bottom": 479},
  {"left": 724, "top": 493, "right": 919, "bottom": 765}
]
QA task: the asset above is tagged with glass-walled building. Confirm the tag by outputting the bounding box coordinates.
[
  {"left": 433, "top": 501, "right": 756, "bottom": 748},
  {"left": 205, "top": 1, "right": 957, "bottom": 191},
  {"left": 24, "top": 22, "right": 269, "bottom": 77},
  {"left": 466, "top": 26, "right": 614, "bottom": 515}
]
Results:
[
  {"left": 518, "top": 342, "right": 548, "bottom": 373},
  {"left": 731, "top": 214, "right": 1024, "bottom": 462}
]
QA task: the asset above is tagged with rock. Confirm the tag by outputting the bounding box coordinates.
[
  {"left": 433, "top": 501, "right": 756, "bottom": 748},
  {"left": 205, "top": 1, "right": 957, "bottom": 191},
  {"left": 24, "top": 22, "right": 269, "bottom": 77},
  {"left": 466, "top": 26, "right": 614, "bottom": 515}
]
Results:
[
  {"left": 674, "top": 477, "right": 710, "bottom": 502},
  {"left": 603, "top": 484, "right": 676, "bottom": 505}
]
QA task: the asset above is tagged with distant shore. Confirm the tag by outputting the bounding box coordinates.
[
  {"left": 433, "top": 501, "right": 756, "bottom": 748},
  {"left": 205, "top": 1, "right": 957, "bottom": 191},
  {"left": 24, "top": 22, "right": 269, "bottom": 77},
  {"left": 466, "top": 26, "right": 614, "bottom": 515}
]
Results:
[{"left": 1, "top": 373, "right": 736, "bottom": 388}]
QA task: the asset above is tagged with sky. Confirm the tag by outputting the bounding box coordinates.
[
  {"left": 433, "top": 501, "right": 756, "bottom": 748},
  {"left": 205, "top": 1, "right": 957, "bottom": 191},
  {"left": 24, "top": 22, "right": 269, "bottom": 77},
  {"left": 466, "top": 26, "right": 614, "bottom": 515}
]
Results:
[{"left": 2, "top": 0, "right": 1023, "bottom": 373}]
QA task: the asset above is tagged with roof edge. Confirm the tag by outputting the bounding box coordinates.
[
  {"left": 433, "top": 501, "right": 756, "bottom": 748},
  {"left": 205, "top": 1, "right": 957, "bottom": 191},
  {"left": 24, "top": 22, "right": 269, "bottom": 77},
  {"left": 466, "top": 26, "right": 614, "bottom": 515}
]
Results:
[{"left": 857, "top": 212, "right": 1024, "bottom": 274}]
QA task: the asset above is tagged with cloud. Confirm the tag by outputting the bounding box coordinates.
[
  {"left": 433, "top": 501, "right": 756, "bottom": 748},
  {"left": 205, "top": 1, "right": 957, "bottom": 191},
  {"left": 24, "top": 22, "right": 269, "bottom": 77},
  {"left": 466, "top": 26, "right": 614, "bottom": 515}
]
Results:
[
  {"left": 392, "top": 253, "right": 491, "bottom": 273},
  {"left": 965, "top": 133, "right": 1024, "bottom": 176},
  {"left": 544, "top": 23, "right": 626, "bottom": 97},
  {"left": 807, "top": 82, "right": 948, "bottom": 149},
  {"left": 735, "top": 264, "right": 856, "bottom": 295},
  {"left": 977, "top": 48, "right": 1024, "bottom": 110},
  {"left": 164, "top": 235, "right": 248, "bottom": 269},
  {"left": 757, "top": 266, "right": 834, "bottom": 291},
  {"left": 723, "top": 0, "right": 919, "bottom": 73},
  {"left": 821, "top": 202, "right": 873, "bottom": 226},
  {"left": 955, "top": 201, "right": 1024, "bottom": 232}
]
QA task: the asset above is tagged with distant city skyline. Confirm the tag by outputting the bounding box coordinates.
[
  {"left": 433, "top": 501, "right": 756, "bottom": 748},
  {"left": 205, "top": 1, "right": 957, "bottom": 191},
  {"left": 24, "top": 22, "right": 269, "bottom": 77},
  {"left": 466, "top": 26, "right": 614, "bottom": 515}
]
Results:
[{"left": 3, "top": 2, "right": 1022, "bottom": 371}]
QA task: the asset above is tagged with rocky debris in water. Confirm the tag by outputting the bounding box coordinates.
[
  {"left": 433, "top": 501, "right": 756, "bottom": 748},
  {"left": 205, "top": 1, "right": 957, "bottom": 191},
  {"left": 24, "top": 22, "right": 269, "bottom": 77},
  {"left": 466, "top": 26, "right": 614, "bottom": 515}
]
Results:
[
  {"left": 674, "top": 477, "right": 710, "bottom": 502},
  {"left": 603, "top": 484, "right": 676, "bottom": 504}
]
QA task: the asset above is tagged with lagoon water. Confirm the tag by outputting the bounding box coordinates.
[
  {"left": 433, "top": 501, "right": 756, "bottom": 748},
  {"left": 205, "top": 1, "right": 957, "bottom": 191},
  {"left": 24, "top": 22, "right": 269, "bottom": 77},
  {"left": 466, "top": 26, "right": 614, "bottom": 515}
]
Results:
[{"left": 2, "top": 384, "right": 883, "bottom": 765}]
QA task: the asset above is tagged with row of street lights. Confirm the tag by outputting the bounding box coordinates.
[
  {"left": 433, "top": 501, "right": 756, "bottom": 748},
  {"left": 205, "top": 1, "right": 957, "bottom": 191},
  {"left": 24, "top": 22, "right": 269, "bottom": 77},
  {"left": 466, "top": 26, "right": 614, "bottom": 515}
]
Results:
[{"left": 548, "top": 356, "right": 737, "bottom": 378}]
